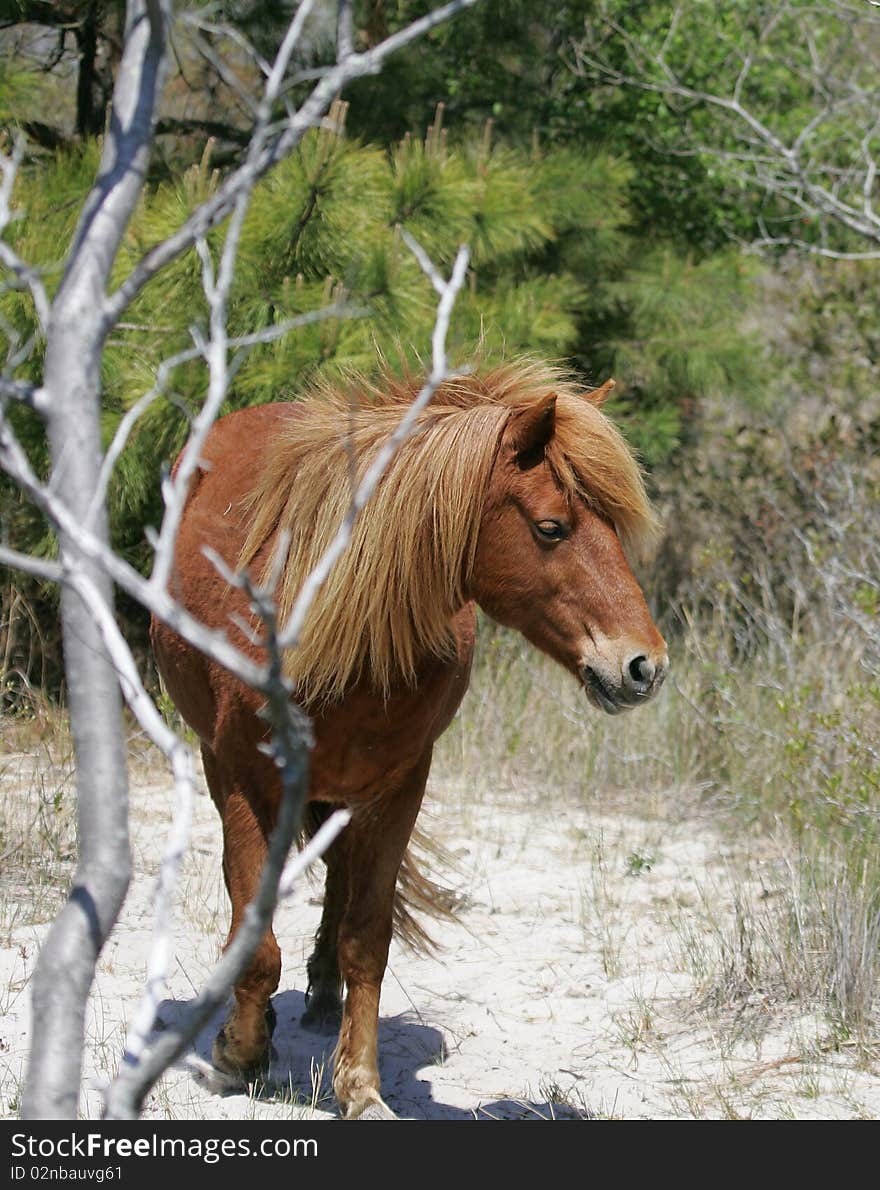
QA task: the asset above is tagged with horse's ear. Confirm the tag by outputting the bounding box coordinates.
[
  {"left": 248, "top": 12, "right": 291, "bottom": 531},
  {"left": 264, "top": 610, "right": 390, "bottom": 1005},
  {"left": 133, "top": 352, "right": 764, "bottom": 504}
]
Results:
[
  {"left": 507, "top": 392, "right": 557, "bottom": 465},
  {"left": 587, "top": 378, "right": 615, "bottom": 406}
]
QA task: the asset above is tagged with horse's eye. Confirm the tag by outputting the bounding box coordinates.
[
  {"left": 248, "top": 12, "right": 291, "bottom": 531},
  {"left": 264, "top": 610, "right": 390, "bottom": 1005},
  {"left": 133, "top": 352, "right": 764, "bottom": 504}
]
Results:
[{"left": 535, "top": 519, "right": 567, "bottom": 542}]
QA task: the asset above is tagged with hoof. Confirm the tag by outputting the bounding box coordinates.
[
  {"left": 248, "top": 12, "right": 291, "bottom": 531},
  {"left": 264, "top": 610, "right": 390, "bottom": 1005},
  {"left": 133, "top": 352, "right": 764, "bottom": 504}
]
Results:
[
  {"left": 211, "top": 1025, "right": 272, "bottom": 1086},
  {"left": 346, "top": 1096, "right": 398, "bottom": 1121},
  {"left": 188, "top": 1055, "right": 246, "bottom": 1096},
  {"left": 301, "top": 993, "right": 343, "bottom": 1035}
]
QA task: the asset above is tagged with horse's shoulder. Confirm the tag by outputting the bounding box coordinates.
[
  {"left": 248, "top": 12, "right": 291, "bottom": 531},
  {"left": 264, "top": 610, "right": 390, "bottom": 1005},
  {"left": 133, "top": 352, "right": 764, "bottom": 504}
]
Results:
[
  {"left": 172, "top": 402, "right": 301, "bottom": 493},
  {"left": 207, "top": 401, "right": 297, "bottom": 452}
]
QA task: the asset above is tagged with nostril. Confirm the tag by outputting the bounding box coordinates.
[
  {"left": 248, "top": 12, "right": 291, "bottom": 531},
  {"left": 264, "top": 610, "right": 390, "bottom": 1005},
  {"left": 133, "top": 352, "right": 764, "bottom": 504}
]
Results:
[{"left": 626, "top": 654, "right": 654, "bottom": 690}]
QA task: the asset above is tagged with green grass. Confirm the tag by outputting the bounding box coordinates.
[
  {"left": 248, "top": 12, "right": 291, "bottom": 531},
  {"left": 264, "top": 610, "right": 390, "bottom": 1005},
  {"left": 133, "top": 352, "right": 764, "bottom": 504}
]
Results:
[
  {"left": 0, "top": 694, "right": 77, "bottom": 943},
  {"left": 434, "top": 613, "right": 880, "bottom": 1042}
]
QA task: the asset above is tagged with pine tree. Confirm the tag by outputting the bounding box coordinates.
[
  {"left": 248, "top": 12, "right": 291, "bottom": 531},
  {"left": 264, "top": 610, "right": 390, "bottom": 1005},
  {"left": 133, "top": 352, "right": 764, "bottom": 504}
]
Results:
[{"left": 1, "top": 109, "right": 764, "bottom": 694}]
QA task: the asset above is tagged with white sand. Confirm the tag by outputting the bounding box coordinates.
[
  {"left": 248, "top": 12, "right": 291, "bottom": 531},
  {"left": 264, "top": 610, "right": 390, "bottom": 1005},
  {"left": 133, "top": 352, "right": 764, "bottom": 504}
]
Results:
[{"left": 2, "top": 755, "right": 879, "bottom": 1121}]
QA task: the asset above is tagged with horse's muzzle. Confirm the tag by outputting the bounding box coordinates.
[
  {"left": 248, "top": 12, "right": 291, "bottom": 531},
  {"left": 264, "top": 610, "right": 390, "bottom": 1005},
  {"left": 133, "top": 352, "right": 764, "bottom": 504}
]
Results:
[{"left": 581, "top": 653, "right": 668, "bottom": 714}]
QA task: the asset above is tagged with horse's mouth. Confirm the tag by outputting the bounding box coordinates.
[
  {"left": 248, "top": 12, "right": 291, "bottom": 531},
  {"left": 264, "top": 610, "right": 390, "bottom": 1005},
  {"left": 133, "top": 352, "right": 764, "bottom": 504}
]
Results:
[
  {"left": 581, "top": 667, "right": 627, "bottom": 715},
  {"left": 582, "top": 660, "right": 668, "bottom": 714}
]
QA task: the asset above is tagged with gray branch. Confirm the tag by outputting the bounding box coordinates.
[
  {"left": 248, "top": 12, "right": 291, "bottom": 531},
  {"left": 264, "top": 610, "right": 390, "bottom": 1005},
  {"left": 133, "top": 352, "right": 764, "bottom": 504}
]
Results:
[
  {"left": 278, "top": 237, "right": 471, "bottom": 652},
  {"left": 103, "top": 0, "right": 479, "bottom": 325},
  {"left": 3, "top": 0, "right": 482, "bottom": 1122},
  {"left": 569, "top": 2, "right": 880, "bottom": 256},
  {"left": 0, "top": 138, "right": 51, "bottom": 331}
]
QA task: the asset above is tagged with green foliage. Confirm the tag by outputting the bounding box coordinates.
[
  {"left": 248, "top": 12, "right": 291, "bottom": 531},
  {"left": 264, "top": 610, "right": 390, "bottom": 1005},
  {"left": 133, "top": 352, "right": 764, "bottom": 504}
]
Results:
[
  {"left": 339, "top": 0, "right": 743, "bottom": 247},
  {"left": 1, "top": 118, "right": 764, "bottom": 588},
  {"left": 625, "top": 850, "right": 655, "bottom": 877},
  {"left": 342, "top": 0, "right": 572, "bottom": 145},
  {"left": 0, "top": 82, "right": 771, "bottom": 701},
  {"left": 601, "top": 248, "right": 765, "bottom": 464},
  {"left": 649, "top": 294, "right": 880, "bottom": 666},
  {"left": 0, "top": 58, "right": 43, "bottom": 128},
  {"left": 387, "top": 128, "right": 476, "bottom": 257},
  {"left": 575, "top": 0, "right": 880, "bottom": 255},
  {"left": 763, "top": 257, "right": 880, "bottom": 412},
  {"left": 345, "top": 2, "right": 879, "bottom": 259}
]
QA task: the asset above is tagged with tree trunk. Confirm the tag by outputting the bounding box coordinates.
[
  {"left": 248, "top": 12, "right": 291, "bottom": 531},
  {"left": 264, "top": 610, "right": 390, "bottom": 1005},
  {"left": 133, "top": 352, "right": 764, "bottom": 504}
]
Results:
[
  {"left": 20, "top": 321, "right": 132, "bottom": 1119},
  {"left": 20, "top": 0, "right": 170, "bottom": 1119}
]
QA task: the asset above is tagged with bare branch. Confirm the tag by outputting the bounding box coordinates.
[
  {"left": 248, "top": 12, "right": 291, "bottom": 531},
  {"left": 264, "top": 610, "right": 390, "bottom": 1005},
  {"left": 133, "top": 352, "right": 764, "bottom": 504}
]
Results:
[
  {"left": 0, "top": 544, "right": 61, "bottom": 582},
  {"left": 0, "top": 138, "right": 51, "bottom": 331},
  {"left": 7, "top": 0, "right": 482, "bottom": 1121},
  {"left": 0, "top": 378, "right": 43, "bottom": 407},
  {"left": 88, "top": 303, "right": 359, "bottom": 529},
  {"left": 147, "top": 0, "right": 338, "bottom": 596},
  {"left": 102, "top": 550, "right": 326, "bottom": 1118},
  {"left": 278, "top": 238, "right": 471, "bottom": 652},
  {"left": 0, "top": 408, "right": 270, "bottom": 688},
  {"left": 337, "top": 0, "right": 354, "bottom": 62},
  {"left": 56, "top": 565, "right": 198, "bottom": 1085},
  {"left": 62, "top": 0, "right": 171, "bottom": 327},
  {"left": 104, "top": 0, "right": 479, "bottom": 324},
  {"left": 569, "top": 2, "right": 880, "bottom": 256},
  {"left": 400, "top": 228, "right": 447, "bottom": 296},
  {"left": 744, "top": 236, "right": 880, "bottom": 261}
]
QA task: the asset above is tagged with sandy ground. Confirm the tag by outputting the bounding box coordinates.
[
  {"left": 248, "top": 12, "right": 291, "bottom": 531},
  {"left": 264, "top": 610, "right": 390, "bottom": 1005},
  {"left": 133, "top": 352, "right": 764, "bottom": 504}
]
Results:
[{"left": 2, "top": 749, "right": 879, "bottom": 1121}]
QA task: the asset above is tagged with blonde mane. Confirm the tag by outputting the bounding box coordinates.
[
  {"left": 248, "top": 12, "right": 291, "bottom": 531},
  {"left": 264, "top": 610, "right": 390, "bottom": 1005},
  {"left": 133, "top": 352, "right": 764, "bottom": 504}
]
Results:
[{"left": 239, "top": 360, "right": 657, "bottom": 705}]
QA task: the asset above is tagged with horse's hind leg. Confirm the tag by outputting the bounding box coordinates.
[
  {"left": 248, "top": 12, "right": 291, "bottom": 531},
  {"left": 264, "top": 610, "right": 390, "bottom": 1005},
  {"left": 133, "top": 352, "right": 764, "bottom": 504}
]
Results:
[
  {"left": 301, "top": 806, "right": 347, "bottom": 1034},
  {"left": 202, "top": 745, "right": 282, "bottom": 1081},
  {"left": 332, "top": 752, "right": 431, "bottom": 1120}
]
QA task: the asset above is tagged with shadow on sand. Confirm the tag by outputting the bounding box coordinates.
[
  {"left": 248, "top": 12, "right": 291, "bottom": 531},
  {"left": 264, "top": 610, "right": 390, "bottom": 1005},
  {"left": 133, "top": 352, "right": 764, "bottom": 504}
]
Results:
[{"left": 154, "top": 989, "right": 590, "bottom": 1120}]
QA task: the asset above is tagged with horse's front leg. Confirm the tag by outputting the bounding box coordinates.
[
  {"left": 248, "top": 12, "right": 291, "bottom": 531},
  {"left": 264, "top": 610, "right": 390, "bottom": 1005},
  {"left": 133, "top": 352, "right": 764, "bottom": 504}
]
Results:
[
  {"left": 203, "top": 746, "right": 282, "bottom": 1082},
  {"left": 332, "top": 754, "right": 430, "bottom": 1120}
]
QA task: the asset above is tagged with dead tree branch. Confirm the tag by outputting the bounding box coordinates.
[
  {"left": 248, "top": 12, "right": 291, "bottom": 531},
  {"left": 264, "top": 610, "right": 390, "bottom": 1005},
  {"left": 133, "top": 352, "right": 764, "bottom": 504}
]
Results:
[
  {"left": 569, "top": 1, "right": 880, "bottom": 258},
  {"left": 0, "top": 0, "right": 481, "bottom": 1120}
]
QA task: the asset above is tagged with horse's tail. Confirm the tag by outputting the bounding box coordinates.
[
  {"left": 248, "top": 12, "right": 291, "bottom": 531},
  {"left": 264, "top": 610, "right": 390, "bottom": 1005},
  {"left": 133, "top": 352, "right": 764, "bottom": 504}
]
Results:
[
  {"left": 393, "top": 823, "right": 464, "bottom": 954},
  {"left": 300, "top": 804, "right": 464, "bottom": 955}
]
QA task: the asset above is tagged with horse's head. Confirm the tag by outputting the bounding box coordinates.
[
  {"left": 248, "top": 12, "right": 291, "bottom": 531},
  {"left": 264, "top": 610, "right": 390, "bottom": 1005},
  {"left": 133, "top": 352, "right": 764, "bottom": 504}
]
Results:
[{"left": 471, "top": 390, "right": 668, "bottom": 714}]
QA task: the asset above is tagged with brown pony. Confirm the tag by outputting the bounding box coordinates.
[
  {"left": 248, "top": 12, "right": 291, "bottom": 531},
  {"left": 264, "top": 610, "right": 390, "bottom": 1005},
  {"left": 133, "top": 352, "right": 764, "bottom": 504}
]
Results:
[{"left": 150, "top": 360, "right": 668, "bottom": 1119}]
